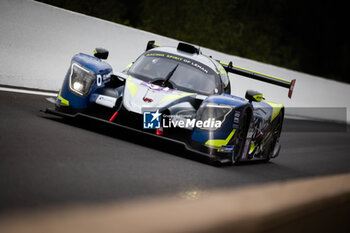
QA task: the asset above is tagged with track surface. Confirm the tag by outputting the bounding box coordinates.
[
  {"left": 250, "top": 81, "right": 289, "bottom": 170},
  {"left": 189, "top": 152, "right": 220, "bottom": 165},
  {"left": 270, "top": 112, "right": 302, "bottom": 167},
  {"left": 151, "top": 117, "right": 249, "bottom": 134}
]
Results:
[{"left": 1, "top": 91, "right": 349, "bottom": 212}]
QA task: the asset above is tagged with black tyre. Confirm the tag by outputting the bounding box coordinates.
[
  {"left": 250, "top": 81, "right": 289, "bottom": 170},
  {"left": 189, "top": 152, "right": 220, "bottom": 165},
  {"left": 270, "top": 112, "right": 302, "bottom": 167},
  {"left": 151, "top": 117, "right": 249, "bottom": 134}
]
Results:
[
  {"left": 264, "top": 112, "right": 283, "bottom": 162},
  {"left": 230, "top": 108, "right": 251, "bottom": 165}
]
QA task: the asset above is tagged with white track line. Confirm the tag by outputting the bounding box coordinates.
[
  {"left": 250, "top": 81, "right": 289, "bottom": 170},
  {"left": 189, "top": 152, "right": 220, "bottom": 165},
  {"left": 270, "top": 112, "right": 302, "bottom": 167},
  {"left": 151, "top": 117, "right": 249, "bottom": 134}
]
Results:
[{"left": 0, "top": 87, "right": 57, "bottom": 97}]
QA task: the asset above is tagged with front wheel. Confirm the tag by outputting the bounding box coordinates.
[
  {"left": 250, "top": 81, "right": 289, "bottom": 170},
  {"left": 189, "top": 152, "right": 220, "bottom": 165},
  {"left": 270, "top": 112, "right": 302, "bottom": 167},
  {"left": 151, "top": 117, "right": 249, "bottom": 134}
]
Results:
[
  {"left": 230, "top": 109, "right": 251, "bottom": 165},
  {"left": 264, "top": 112, "right": 284, "bottom": 162}
]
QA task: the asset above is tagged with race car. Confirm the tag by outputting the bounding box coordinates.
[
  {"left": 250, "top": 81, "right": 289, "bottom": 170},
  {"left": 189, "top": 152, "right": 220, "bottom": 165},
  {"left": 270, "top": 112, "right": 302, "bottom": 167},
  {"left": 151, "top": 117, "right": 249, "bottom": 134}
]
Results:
[{"left": 45, "top": 40, "right": 296, "bottom": 165}]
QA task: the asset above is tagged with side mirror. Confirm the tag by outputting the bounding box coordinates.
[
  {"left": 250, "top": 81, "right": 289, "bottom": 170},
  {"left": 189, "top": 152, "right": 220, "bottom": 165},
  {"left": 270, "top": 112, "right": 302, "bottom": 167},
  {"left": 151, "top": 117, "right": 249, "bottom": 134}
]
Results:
[
  {"left": 245, "top": 90, "right": 263, "bottom": 102},
  {"left": 94, "top": 48, "right": 109, "bottom": 60}
]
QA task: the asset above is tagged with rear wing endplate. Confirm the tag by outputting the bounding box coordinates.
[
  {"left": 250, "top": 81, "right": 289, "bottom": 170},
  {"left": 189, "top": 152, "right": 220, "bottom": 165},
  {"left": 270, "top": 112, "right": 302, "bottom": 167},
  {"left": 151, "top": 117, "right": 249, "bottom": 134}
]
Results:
[
  {"left": 220, "top": 61, "right": 296, "bottom": 98},
  {"left": 146, "top": 40, "right": 161, "bottom": 51}
]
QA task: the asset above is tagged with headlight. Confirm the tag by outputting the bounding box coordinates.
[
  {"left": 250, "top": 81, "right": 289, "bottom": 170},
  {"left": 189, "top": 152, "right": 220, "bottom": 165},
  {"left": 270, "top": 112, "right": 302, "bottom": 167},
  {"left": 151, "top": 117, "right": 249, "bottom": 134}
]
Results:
[
  {"left": 197, "top": 102, "right": 233, "bottom": 130},
  {"left": 69, "top": 63, "right": 95, "bottom": 96}
]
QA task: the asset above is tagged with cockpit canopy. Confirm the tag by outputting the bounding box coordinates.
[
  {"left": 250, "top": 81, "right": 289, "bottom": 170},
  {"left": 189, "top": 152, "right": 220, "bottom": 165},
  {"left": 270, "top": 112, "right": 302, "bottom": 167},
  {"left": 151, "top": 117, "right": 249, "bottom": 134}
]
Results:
[{"left": 128, "top": 52, "right": 222, "bottom": 95}]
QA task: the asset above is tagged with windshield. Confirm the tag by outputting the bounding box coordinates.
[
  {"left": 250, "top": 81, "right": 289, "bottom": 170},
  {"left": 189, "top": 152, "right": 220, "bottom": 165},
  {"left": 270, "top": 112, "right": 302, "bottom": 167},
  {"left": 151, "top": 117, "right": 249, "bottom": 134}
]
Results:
[{"left": 128, "top": 52, "right": 220, "bottom": 95}]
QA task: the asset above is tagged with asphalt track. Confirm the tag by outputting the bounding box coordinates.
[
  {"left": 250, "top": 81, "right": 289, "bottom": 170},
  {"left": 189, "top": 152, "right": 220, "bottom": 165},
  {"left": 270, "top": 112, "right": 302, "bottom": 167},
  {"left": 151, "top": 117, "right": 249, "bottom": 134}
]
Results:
[{"left": 1, "top": 90, "right": 349, "bottom": 213}]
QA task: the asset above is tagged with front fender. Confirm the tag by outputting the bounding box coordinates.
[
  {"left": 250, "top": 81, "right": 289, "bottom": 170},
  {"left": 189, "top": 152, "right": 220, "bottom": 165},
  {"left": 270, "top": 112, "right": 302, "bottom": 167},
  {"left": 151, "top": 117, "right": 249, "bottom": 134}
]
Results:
[
  {"left": 57, "top": 53, "right": 113, "bottom": 110},
  {"left": 191, "top": 94, "right": 252, "bottom": 153}
]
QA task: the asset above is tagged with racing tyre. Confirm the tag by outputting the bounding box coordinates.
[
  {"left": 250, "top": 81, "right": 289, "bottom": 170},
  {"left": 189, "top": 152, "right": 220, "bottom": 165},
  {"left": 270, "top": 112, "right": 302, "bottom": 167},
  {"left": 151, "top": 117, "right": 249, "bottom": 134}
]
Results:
[
  {"left": 231, "top": 108, "right": 251, "bottom": 165},
  {"left": 264, "top": 112, "right": 283, "bottom": 162}
]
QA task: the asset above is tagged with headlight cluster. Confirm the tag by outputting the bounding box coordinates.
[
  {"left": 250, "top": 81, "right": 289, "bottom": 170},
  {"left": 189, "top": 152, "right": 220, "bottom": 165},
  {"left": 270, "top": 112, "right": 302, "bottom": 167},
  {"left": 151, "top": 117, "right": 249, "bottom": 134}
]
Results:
[
  {"left": 197, "top": 102, "right": 233, "bottom": 130},
  {"left": 69, "top": 63, "right": 95, "bottom": 96}
]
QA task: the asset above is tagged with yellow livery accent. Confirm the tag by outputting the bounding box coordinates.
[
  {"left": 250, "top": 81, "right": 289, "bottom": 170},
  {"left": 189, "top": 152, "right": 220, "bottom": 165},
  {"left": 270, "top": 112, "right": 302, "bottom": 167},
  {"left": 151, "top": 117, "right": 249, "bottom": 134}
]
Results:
[
  {"left": 205, "top": 129, "right": 236, "bottom": 149},
  {"left": 57, "top": 90, "right": 69, "bottom": 106},
  {"left": 219, "top": 62, "right": 291, "bottom": 84},
  {"left": 234, "top": 65, "right": 291, "bottom": 83},
  {"left": 264, "top": 100, "right": 284, "bottom": 122},
  {"left": 249, "top": 141, "right": 257, "bottom": 154},
  {"left": 122, "top": 62, "right": 133, "bottom": 71},
  {"left": 126, "top": 76, "right": 138, "bottom": 97},
  {"left": 253, "top": 94, "right": 263, "bottom": 102},
  {"left": 160, "top": 92, "right": 194, "bottom": 103},
  {"left": 217, "top": 63, "right": 227, "bottom": 75}
]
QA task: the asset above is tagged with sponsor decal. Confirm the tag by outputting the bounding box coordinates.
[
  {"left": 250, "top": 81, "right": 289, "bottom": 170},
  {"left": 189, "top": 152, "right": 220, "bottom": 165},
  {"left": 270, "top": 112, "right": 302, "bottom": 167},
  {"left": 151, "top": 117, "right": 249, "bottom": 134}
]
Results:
[
  {"left": 162, "top": 117, "right": 221, "bottom": 129},
  {"left": 140, "top": 81, "right": 174, "bottom": 92},
  {"left": 143, "top": 109, "right": 222, "bottom": 130},
  {"left": 95, "top": 95, "right": 117, "bottom": 108},
  {"left": 145, "top": 52, "right": 210, "bottom": 74},
  {"left": 143, "top": 110, "right": 161, "bottom": 129},
  {"left": 143, "top": 97, "right": 153, "bottom": 103},
  {"left": 217, "top": 145, "right": 234, "bottom": 153}
]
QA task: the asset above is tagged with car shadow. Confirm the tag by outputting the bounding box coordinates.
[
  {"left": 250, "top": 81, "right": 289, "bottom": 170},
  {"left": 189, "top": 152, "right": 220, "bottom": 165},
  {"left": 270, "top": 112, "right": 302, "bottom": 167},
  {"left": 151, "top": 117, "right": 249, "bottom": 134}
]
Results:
[
  {"left": 40, "top": 112, "right": 216, "bottom": 166},
  {"left": 40, "top": 111, "right": 280, "bottom": 168}
]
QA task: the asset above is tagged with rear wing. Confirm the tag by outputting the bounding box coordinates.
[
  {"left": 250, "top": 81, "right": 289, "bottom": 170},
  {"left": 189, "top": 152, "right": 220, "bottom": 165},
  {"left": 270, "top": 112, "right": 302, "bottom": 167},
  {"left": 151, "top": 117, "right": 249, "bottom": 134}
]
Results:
[
  {"left": 146, "top": 40, "right": 296, "bottom": 98},
  {"left": 219, "top": 61, "right": 296, "bottom": 98}
]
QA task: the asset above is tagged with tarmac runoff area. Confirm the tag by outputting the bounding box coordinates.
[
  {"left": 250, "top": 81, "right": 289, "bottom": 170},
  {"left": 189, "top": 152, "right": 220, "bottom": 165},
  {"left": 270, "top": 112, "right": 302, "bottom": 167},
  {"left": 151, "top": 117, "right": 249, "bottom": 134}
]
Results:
[{"left": 0, "top": 90, "right": 349, "bottom": 232}]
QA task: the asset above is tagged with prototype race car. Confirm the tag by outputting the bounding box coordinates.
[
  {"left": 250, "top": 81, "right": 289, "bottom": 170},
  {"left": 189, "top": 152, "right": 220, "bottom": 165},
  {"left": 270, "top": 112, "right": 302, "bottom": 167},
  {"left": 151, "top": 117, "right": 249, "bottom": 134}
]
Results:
[{"left": 45, "top": 41, "right": 296, "bottom": 164}]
